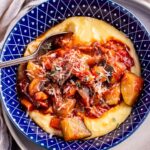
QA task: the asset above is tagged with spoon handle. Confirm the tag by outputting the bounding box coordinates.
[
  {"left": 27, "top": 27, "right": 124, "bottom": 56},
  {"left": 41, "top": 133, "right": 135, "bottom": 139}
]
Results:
[{"left": 0, "top": 54, "right": 35, "bottom": 68}]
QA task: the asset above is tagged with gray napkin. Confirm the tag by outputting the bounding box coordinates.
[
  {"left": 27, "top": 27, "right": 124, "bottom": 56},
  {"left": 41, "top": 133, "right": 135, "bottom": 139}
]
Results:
[
  {"left": 0, "top": 0, "right": 46, "bottom": 47},
  {"left": 0, "top": 0, "right": 46, "bottom": 149},
  {"left": 0, "top": 107, "right": 12, "bottom": 150}
]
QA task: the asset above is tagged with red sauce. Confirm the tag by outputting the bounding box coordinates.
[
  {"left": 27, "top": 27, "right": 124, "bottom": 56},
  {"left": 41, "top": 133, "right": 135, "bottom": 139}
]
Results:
[{"left": 18, "top": 38, "right": 135, "bottom": 119}]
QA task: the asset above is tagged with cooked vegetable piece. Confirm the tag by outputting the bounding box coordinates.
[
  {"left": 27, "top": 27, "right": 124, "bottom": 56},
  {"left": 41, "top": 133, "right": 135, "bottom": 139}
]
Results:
[
  {"left": 86, "top": 56, "right": 101, "bottom": 66},
  {"left": 67, "top": 87, "right": 76, "bottom": 97},
  {"left": 39, "top": 54, "right": 54, "bottom": 70},
  {"left": 104, "top": 83, "right": 120, "bottom": 105},
  {"left": 63, "top": 83, "right": 76, "bottom": 97},
  {"left": 50, "top": 117, "right": 61, "bottom": 130},
  {"left": 28, "top": 78, "right": 44, "bottom": 96},
  {"left": 110, "top": 67, "right": 123, "bottom": 84},
  {"left": 60, "top": 117, "right": 91, "bottom": 141},
  {"left": 54, "top": 98, "right": 76, "bottom": 117},
  {"left": 21, "top": 98, "right": 33, "bottom": 111},
  {"left": 34, "top": 91, "right": 48, "bottom": 101},
  {"left": 77, "top": 87, "right": 90, "bottom": 107},
  {"left": 38, "top": 101, "right": 48, "bottom": 108},
  {"left": 27, "top": 61, "right": 44, "bottom": 79},
  {"left": 121, "top": 72, "right": 143, "bottom": 106},
  {"left": 41, "top": 106, "right": 53, "bottom": 114},
  {"left": 29, "top": 110, "right": 63, "bottom": 137},
  {"left": 91, "top": 66, "right": 107, "bottom": 82}
]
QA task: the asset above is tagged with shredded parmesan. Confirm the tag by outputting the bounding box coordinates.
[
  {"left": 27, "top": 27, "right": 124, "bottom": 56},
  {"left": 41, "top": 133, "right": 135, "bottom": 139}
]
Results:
[{"left": 93, "top": 81, "right": 108, "bottom": 96}]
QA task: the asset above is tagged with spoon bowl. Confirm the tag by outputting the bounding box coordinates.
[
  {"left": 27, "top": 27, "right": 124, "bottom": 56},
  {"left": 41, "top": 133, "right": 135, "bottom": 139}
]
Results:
[{"left": 0, "top": 32, "right": 72, "bottom": 68}]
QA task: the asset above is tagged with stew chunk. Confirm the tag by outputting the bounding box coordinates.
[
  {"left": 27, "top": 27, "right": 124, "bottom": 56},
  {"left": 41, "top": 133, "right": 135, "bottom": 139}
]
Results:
[
  {"left": 121, "top": 72, "right": 143, "bottom": 106},
  {"left": 60, "top": 117, "right": 91, "bottom": 141}
]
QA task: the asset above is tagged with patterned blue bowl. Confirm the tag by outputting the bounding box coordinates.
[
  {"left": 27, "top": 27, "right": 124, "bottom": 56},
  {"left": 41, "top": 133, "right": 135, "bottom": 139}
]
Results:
[{"left": 0, "top": 0, "right": 150, "bottom": 149}]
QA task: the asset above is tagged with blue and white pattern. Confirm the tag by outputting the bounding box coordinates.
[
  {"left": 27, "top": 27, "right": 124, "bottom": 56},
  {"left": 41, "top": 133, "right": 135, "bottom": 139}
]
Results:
[{"left": 0, "top": 0, "right": 150, "bottom": 149}]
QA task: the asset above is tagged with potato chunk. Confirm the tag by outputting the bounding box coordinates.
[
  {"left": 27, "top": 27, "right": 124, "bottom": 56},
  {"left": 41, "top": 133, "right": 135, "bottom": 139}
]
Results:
[
  {"left": 34, "top": 91, "right": 48, "bottom": 101},
  {"left": 54, "top": 98, "right": 76, "bottom": 117},
  {"left": 104, "top": 83, "right": 120, "bottom": 105},
  {"left": 121, "top": 72, "right": 143, "bottom": 106},
  {"left": 28, "top": 78, "right": 44, "bottom": 96},
  {"left": 20, "top": 98, "right": 33, "bottom": 111},
  {"left": 50, "top": 117, "right": 61, "bottom": 130},
  {"left": 60, "top": 117, "right": 91, "bottom": 141},
  {"left": 27, "top": 61, "right": 44, "bottom": 80}
]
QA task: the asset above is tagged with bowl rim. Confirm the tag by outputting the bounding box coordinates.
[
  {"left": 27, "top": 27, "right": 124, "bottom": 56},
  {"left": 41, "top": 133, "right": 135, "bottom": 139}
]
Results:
[{"left": 0, "top": 0, "right": 150, "bottom": 149}]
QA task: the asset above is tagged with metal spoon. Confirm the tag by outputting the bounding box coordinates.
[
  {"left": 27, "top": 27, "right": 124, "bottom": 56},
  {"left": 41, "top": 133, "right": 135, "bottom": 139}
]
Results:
[{"left": 0, "top": 32, "right": 72, "bottom": 68}]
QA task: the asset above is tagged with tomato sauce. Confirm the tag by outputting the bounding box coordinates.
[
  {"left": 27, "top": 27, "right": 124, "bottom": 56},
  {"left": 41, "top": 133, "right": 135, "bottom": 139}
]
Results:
[{"left": 18, "top": 37, "right": 134, "bottom": 119}]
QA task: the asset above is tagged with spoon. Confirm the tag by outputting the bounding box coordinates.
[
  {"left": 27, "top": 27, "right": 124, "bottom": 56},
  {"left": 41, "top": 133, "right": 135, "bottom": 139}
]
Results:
[{"left": 0, "top": 32, "right": 72, "bottom": 68}]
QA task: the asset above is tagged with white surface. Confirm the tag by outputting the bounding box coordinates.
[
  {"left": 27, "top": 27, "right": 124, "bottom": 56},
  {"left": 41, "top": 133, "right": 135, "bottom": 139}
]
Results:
[
  {"left": 112, "top": 115, "right": 150, "bottom": 150},
  {"left": 2, "top": 0, "right": 150, "bottom": 150}
]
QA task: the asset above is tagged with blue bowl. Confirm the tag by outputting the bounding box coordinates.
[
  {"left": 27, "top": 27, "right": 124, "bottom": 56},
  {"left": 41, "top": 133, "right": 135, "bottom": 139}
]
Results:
[{"left": 0, "top": 0, "right": 150, "bottom": 149}]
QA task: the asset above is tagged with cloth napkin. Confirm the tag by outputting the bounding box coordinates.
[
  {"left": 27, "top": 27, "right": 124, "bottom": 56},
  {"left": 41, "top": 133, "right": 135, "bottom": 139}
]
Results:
[
  {"left": 0, "top": 0, "right": 46, "bottom": 150},
  {"left": 0, "top": 0, "right": 47, "bottom": 47}
]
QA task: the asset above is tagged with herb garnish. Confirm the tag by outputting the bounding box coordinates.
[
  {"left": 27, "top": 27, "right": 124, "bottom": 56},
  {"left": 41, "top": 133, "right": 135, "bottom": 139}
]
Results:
[
  {"left": 112, "top": 117, "right": 116, "bottom": 122},
  {"left": 76, "top": 82, "right": 81, "bottom": 88}
]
